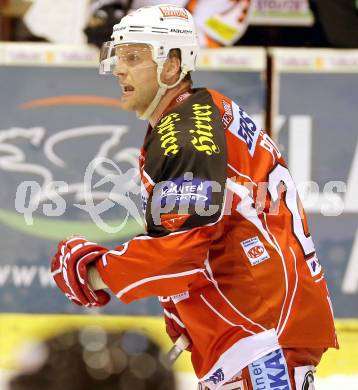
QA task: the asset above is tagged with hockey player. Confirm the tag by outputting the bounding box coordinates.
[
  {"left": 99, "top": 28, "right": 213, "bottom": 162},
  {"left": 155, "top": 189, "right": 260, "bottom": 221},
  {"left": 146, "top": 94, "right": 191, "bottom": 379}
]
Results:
[{"left": 51, "top": 4, "right": 338, "bottom": 389}]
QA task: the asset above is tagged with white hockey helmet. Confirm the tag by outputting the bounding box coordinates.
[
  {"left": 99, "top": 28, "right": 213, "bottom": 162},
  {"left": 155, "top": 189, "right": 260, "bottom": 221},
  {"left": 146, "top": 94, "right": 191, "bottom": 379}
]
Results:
[{"left": 99, "top": 4, "right": 199, "bottom": 120}]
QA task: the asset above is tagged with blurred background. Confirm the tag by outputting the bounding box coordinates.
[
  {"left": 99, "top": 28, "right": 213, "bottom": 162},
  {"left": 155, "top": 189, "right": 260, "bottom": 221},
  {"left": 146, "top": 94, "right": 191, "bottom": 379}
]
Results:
[{"left": 0, "top": 0, "right": 357, "bottom": 389}]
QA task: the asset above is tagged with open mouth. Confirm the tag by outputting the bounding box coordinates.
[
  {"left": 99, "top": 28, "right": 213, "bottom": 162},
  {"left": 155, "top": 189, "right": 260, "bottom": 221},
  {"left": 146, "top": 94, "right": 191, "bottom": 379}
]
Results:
[{"left": 122, "top": 85, "right": 135, "bottom": 94}]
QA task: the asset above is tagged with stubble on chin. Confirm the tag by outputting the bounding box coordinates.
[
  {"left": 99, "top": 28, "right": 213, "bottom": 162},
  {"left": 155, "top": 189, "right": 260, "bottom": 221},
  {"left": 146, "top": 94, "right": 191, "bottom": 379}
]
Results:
[{"left": 118, "top": 97, "right": 136, "bottom": 112}]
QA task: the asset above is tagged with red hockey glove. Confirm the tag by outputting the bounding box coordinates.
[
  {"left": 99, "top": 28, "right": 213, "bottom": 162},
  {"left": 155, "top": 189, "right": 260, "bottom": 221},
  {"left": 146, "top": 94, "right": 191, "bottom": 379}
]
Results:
[
  {"left": 51, "top": 237, "right": 110, "bottom": 307},
  {"left": 159, "top": 297, "right": 193, "bottom": 352}
]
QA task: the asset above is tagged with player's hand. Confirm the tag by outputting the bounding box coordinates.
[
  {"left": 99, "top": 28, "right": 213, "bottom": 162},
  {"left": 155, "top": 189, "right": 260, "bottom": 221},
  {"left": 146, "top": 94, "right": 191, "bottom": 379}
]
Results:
[
  {"left": 159, "top": 297, "right": 193, "bottom": 351},
  {"left": 51, "top": 237, "right": 110, "bottom": 307}
]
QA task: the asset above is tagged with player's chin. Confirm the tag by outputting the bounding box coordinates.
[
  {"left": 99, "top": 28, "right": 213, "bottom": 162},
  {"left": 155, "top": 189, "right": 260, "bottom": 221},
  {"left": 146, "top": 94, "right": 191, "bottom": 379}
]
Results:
[{"left": 118, "top": 99, "right": 135, "bottom": 112}]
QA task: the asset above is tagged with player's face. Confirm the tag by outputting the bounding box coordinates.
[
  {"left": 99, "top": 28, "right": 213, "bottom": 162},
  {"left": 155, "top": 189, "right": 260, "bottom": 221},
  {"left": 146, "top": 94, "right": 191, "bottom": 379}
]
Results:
[{"left": 113, "top": 44, "right": 159, "bottom": 116}]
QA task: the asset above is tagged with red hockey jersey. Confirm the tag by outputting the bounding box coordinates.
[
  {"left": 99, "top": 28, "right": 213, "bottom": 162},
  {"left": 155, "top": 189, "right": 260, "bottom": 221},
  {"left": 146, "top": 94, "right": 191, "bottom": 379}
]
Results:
[{"left": 96, "top": 88, "right": 338, "bottom": 388}]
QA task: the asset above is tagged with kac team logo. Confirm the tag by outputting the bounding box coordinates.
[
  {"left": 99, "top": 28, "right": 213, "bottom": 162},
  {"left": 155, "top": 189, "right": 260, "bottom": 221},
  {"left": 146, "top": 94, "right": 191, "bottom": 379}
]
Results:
[
  {"left": 247, "top": 245, "right": 265, "bottom": 259},
  {"left": 241, "top": 236, "right": 270, "bottom": 266}
]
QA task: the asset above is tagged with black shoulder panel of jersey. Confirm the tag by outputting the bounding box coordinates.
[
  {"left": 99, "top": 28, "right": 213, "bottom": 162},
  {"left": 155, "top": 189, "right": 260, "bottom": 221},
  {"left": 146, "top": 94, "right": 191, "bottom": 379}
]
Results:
[{"left": 143, "top": 88, "right": 227, "bottom": 235}]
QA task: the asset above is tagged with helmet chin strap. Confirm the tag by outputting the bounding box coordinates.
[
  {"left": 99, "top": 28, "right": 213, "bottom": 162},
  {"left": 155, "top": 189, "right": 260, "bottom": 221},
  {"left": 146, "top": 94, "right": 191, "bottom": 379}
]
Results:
[{"left": 138, "top": 64, "right": 188, "bottom": 121}]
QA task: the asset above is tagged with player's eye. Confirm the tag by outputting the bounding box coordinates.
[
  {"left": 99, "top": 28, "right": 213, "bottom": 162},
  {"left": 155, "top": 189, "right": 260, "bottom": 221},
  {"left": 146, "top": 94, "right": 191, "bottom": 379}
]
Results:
[
  {"left": 128, "top": 53, "right": 138, "bottom": 61},
  {"left": 123, "top": 52, "right": 141, "bottom": 65},
  {"left": 115, "top": 48, "right": 151, "bottom": 66}
]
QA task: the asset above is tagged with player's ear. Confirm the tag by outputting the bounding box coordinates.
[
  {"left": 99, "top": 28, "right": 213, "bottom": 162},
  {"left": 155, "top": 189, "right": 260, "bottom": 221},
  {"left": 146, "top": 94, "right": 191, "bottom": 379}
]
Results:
[{"left": 162, "top": 55, "right": 181, "bottom": 84}]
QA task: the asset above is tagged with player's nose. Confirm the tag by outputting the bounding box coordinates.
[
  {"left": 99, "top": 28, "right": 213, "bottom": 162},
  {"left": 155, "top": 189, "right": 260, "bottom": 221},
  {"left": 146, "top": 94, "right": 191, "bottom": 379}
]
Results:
[{"left": 112, "top": 58, "right": 128, "bottom": 77}]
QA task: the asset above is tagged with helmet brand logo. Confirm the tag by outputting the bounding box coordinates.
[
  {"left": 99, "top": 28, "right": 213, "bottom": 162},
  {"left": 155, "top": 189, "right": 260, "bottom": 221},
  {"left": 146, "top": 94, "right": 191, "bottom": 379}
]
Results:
[
  {"left": 113, "top": 26, "right": 126, "bottom": 32},
  {"left": 170, "top": 28, "right": 192, "bottom": 34},
  {"left": 159, "top": 7, "right": 188, "bottom": 20}
]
